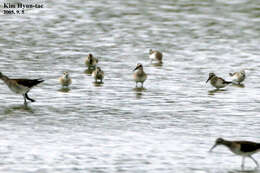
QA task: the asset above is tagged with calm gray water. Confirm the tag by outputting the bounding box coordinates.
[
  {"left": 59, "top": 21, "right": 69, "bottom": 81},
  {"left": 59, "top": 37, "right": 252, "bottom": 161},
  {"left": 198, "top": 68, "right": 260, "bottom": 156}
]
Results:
[{"left": 0, "top": 0, "right": 260, "bottom": 172}]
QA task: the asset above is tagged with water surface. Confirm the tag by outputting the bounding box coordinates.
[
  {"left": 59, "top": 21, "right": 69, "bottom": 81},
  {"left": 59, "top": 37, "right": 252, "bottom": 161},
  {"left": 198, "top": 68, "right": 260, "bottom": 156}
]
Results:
[{"left": 0, "top": 0, "right": 260, "bottom": 172}]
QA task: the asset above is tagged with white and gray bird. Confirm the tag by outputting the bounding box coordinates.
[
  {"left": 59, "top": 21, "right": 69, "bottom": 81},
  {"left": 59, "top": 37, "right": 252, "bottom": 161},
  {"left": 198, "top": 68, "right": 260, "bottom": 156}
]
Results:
[
  {"left": 133, "top": 63, "right": 147, "bottom": 88},
  {"left": 59, "top": 72, "right": 72, "bottom": 88},
  {"left": 149, "top": 49, "right": 163, "bottom": 64},
  {"left": 229, "top": 70, "right": 246, "bottom": 84}
]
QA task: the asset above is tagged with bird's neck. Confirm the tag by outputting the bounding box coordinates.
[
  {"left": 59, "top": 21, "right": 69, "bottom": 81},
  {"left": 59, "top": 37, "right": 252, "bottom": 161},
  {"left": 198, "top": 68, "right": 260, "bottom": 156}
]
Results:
[
  {"left": 138, "top": 68, "right": 144, "bottom": 72},
  {"left": 211, "top": 76, "right": 218, "bottom": 82},
  {"left": 221, "top": 140, "right": 233, "bottom": 148},
  {"left": 0, "top": 74, "right": 10, "bottom": 84}
]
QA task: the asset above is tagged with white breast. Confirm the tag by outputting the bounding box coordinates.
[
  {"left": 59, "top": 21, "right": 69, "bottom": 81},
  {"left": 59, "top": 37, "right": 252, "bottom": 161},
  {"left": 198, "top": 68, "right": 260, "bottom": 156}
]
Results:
[
  {"left": 9, "top": 84, "right": 29, "bottom": 94},
  {"left": 149, "top": 53, "right": 156, "bottom": 60}
]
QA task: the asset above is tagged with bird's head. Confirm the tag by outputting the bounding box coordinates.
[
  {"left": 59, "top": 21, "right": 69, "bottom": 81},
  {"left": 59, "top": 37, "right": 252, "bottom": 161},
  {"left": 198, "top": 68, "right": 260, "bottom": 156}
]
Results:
[
  {"left": 96, "top": 67, "right": 101, "bottom": 71},
  {"left": 63, "top": 72, "right": 69, "bottom": 78},
  {"left": 87, "top": 53, "right": 93, "bottom": 60},
  {"left": 209, "top": 138, "right": 225, "bottom": 152},
  {"left": 134, "top": 63, "right": 143, "bottom": 71},
  {"left": 206, "top": 72, "right": 216, "bottom": 83},
  {"left": 240, "top": 70, "right": 246, "bottom": 75}
]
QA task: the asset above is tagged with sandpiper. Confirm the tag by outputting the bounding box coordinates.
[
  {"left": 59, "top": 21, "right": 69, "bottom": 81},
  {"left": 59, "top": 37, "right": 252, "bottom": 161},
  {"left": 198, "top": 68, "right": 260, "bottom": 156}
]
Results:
[
  {"left": 206, "top": 73, "right": 232, "bottom": 89},
  {"left": 85, "top": 53, "right": 98, "bottom": 69},
  {"left": 0, "top": 72, "right": 44, "bottom": 104},
  {"left": 229, "top": 70, "right": 246, "bottom": 84},
  {"left": 210, "top": 138, "right": 260, "bottom": 168},
  {"left": 149, "top": 49, "right": 163, "bottom": 64},
  {"left": 59, "top": 72, "right": 72, "bottom": 88},
  {"left": 133, "top": 63, "right": 147, "bottom": 88},
  {"left": 92, "top": 67, "right": 104, "bottom": 83}
]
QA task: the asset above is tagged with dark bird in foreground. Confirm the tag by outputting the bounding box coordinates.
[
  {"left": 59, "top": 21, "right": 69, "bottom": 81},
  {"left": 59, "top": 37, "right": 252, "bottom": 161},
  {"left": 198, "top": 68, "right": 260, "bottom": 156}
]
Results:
[
  {"left": 0, "top": 72, "right": 44, "bottom": 104},
  {"left": 206, "top": 73, "right": 232, "bottom": 89},
  {"left": 210, "top": 138, "right": 260, "bottom": 168}
]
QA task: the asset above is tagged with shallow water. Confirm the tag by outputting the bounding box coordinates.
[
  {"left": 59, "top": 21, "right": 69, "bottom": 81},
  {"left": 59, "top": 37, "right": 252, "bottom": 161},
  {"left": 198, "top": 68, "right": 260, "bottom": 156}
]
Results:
[{"left": 0, "top": 0, "right": 260, "bottom": 172}]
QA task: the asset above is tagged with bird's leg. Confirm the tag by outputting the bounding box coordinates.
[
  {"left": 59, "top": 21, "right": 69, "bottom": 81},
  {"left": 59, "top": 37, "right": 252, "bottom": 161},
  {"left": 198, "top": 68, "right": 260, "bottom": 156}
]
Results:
[
  {"left": 136, "top": 82, "right": 138, "bottom": 88},
  {"left": 249, "top": 156, "right": 259, "bottom": 168},
  {"left": 141, "top": 82, "right": 143, "bottom": 88},
  {"left": 23, "top": 94, "right": 27, "bottom": 104},
  {"left": 25, "top": 93, "right": 35, "bottom": 102},
  {"left": 241, "top": 157, "right": 245, "bottom": 169}
]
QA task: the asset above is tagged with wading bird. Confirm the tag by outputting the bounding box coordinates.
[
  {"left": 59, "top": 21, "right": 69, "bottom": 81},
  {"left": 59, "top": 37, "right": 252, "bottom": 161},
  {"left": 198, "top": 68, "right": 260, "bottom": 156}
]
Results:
[{"left": 0, "top": 72, "right": 44, "bottom": 104}]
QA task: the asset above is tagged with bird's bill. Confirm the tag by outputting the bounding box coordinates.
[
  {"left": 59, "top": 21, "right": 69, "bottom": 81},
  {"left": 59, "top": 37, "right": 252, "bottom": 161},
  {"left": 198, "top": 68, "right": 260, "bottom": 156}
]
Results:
[
  {"left": 133, "top": 66, "right": 139, "bottom": 71},
  {"left": 209, "top": 144, "right": 217, "bottom": 152},
  {"left": 206, "top": 77, "right": 211, "bottom": 83}
]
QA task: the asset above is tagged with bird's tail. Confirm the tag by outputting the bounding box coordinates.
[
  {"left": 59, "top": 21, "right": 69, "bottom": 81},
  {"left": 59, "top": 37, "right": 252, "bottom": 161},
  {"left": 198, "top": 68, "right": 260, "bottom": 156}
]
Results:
[
  {"left": 224, "top": 81, "right": 232, "bottom": 84},
  {"left": 257, "top": 143, "right": 260, "bottom": 150},
  {"left": 35, "top": 79, "right": 44, "bottom": 85}
]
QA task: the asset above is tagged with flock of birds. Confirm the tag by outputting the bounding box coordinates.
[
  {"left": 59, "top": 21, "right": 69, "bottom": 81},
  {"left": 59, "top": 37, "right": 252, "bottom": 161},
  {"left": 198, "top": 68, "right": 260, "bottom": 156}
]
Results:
[
  {"left": 58, "top": 50, "right": 160, "bottom": 88},
  {"left": 60, "top": 50, "right": 246, "bottom": 90},
  {"left": 0, "top": 49, "right": 259, "bottom": 170}
]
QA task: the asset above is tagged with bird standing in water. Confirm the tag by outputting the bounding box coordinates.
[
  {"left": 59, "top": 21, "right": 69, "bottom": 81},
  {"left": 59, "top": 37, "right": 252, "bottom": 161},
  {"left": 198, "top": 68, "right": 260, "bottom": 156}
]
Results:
[
  {"left": 210, "top": 138, "right": 260, "bottom": 169},
  {"left": 59, "top": 72, "right": 72, "bottom": 88},
  {"left": 149, "top": 49, "right": 163, "bottom": 64},
  {"left": 133, "top": 63, "right": 147, "bottom": 88},
  {"left": 92, "top": 67, "right": 104, "bottom": 83},
  {"left": 85, "top": 53, "right": 98, "bottom": 70},
  {"left": 229, "top": 70, "right": 246, "bottom": 84},
  {"left": 206, "top": 73, "right": 232, "bottom": 89},
  {"left": 0, "top": 72, "right": 44, "bottom": 105}
]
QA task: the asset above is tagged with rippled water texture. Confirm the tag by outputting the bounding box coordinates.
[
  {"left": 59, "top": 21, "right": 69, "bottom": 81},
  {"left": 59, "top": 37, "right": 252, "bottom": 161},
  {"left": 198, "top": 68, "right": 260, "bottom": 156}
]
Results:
[{"left": 0, "top": 0, "right": 260, "bottom": 172}]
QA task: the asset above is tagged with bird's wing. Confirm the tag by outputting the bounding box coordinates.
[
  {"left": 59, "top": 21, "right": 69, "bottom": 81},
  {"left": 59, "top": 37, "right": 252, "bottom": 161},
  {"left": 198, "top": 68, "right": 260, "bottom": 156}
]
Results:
[
  {"left": 239, "top": 141, "right": 260, "bottom": 153},
  {"left": 218, "top": 77, "right": 232, "bottom": 84},
  {"left": 15, "top": 79, "right": 44, "bottom": 88}
]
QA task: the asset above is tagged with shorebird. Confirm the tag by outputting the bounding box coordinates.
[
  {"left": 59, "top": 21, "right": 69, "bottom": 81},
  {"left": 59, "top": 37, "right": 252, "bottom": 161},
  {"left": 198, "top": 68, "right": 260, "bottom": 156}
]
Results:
[
  {"left": 59, "top": 72, "right": 72, "bottom": 88},
  {"left": 92, "top": 67, "right": 104, "bottom": 83},
  {"left": 133, "top": 63, "right": 147, "bottom": 88},
  {"left": 229, "top": 70, "right": 246, "bottom": 84},
  {"left": 210, "top": 138, "right": 260, "bottom": 168},
  {"left": 0, "top": 72, "right": 44, "bottom": 104},
  {"left": 149, "top": 49, "right": 163, "bottom": 64},
  {"left": 206, "top": 73, "right": 232, "bottom": 89},
  {"left": 85, "top": 53, "right": 98, "bottom": 69}
]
